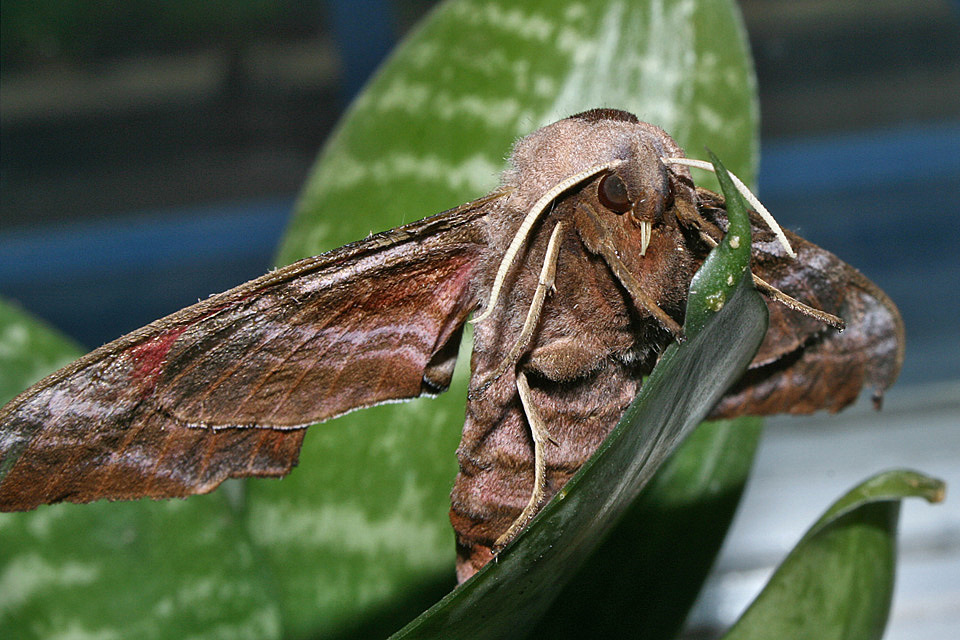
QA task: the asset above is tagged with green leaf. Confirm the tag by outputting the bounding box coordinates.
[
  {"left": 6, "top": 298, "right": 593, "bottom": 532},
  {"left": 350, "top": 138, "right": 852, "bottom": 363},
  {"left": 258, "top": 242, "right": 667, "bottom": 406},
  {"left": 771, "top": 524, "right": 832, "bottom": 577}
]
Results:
[
  {"left": 254, "top": 1, "right": 760, "bottom": 637},
  {"left": 391, "top": 167, "right": 768, "bottom": 639},
  {"left": 686, "top": 151, "right": 753, "bottom": 335},
  {"left": 277, "top": 0, "right": 757, "bottom": 266},
  {"left": 0, "top": 299, "right": 82, "bottom": 407},
  {"left": 532, "top": 127, "right": 763, "bottom": 640},
  {"left": 0, "top": 301, "right": 284, "bottom": 639},
  {"left": 532, "top": 151, "right": 760, "bottom": 640},
  {"left": 0, "top": 497, "right": 283, "bottom": 640},
  {"left": 1, "top": 1, "right": 761, "bottom": 638},
  {"left": 536, "top": 416, "right": 764, "bottom": 640},
  {"left": 723, "top": 470, "right": 946, "bottom": 640}
]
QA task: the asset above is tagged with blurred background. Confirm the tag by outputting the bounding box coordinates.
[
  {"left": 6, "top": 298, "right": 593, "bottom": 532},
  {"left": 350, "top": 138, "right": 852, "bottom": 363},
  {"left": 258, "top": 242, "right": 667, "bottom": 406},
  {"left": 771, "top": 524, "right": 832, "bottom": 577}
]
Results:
[{"left": 1, "top": 1, "right": 958, "bottom": 638}]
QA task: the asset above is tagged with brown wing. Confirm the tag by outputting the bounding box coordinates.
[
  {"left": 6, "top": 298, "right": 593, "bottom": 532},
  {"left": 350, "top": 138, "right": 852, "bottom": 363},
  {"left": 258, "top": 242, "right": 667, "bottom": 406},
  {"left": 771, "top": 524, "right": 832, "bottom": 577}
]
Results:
[
  {"left": 696, "top": 189, "right": 905, "bottom": 417},
  {"left": 0, "top": 198, "right": 493, "bottom": 511}
]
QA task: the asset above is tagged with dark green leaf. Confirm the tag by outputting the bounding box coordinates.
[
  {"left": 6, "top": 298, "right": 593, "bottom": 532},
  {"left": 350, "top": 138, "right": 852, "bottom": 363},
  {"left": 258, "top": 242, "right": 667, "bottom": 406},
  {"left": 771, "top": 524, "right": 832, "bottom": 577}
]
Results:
[
  {"left": 538, "top": 151, "right": 760, "bottom": 640},
  {"left": 537, "top": 417, "right": 764, "bottom": 640},
  {"left": 685, "top": 151, "right": 753, "bottom": 335},
  {"left": 723, "top": 470, "right": 946, "bottom": 640}
]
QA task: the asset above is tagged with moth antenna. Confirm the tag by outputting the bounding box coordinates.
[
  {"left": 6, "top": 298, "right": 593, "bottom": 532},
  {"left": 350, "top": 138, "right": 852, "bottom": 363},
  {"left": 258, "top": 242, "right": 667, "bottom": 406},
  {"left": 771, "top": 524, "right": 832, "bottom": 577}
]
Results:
[
  {"left": 664, "top": 157, "right": 796, "bottom": 258},
  {"left": 472, "top": 160, "right": 623, "bottom": 324}
]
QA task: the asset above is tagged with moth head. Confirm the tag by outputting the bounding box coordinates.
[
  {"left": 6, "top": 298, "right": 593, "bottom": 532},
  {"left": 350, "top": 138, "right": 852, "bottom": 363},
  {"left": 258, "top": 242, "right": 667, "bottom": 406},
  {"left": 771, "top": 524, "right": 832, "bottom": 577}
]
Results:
[
  {"left": 562, "top": 110, "right": 693, "bottom": 257},
  {"left": 475, "top": 109, "right": 793, "bottom": 326},
  {"left": 594, "top": 156, "right": 675, "bottom": 257},
  {"left": 525, "top": 110, "right": 692, "bottom": 223},
  {"left": 542, "top": 110, "right": 791, "bottom": 259},
  {"left": 476, "top": 111, "right": 695, "bottom": 324}
]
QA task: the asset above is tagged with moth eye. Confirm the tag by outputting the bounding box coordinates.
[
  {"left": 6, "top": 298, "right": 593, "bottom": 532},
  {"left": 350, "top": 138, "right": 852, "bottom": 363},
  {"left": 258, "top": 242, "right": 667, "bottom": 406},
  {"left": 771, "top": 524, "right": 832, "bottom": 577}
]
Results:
[
  {"left": 663, "top": 183, "right": 675, "bottom": 212},
  {"left": 598, "top": 173, "right": 632, "bottom": 214}
]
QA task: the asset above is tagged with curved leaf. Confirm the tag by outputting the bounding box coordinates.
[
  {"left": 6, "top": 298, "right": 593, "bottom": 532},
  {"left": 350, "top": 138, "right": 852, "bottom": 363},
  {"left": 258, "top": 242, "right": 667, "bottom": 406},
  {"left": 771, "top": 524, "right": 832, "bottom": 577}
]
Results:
[
  {"left": 537, "top": 416, "right": 764, "bottom": 640},
  {"left": 686, "top": 151, "right": 753, "bottom": 334},
  {"left": 723, "top": 470, "right": 946, "bottom": 640},
  {"left": 537, "top": 154, "right": 760, "bottom": 640}
]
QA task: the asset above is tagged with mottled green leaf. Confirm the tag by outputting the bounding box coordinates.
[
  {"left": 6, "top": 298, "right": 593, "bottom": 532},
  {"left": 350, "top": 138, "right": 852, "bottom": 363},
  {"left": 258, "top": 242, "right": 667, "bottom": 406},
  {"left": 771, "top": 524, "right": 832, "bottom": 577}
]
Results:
[
  {"left": 723, "top": 470, "right": 946, "bottom": 640},
  {"left": 256, "top": 0, "right": 759, "bottom": 637},
  {"left": 0, "top": 497, "right": 283, "bottom": 640},
  {"left": 0, "top": 302, "right": 283, "bottom": 640},
  {"left": 277, "top": 0, "right": 756, "bottom": 266},
  {"left": 0, "top": 299, "right": 82, "bottom": 407}
]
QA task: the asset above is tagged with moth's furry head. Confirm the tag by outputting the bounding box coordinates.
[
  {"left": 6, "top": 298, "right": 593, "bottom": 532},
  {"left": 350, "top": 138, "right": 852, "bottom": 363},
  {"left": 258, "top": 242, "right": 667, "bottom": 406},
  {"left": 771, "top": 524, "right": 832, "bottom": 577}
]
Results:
[{"left": 502, "top": 109, "right": 695, "bottom": 214}]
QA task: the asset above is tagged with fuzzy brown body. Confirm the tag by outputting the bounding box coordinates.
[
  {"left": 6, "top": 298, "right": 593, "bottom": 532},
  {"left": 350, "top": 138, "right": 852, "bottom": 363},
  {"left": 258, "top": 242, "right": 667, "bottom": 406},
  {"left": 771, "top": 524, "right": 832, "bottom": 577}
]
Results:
[
  {"left": 0, "top": 110, "right": 903, "bottom": 584},
  {"left": 450, "top": 153, "right": 700, "bottom": 577}
]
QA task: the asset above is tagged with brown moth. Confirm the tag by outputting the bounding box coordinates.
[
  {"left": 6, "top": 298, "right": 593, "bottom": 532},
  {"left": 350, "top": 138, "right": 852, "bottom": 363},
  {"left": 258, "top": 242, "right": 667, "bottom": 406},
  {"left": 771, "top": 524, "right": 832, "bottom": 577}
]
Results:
[{"left": 0, "top": 109, "right": 903, "bottom": 582}]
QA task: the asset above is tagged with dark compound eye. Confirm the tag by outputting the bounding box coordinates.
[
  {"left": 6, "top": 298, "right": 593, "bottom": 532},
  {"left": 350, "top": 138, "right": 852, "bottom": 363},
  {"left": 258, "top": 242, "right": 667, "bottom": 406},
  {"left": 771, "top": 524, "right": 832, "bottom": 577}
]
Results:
[{"left": 598, "top": 173, "right": 631, "bottom": 214}]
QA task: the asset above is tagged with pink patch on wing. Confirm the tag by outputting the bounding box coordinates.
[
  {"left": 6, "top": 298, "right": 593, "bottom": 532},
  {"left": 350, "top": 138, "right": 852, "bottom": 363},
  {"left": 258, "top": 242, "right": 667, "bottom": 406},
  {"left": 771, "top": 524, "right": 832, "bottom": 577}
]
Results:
[
  {"left": 126, "top": 298, "right": 244, "bottom": 392},
  {"left": 129, "top": 326, "right": 191, "bottom": 391}
]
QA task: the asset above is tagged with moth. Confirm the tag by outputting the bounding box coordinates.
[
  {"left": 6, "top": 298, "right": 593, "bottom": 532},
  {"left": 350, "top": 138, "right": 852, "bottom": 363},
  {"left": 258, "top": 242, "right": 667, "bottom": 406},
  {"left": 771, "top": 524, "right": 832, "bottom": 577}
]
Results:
[{"left": 0, "top": 109, "right": 903, "bottom": 582}]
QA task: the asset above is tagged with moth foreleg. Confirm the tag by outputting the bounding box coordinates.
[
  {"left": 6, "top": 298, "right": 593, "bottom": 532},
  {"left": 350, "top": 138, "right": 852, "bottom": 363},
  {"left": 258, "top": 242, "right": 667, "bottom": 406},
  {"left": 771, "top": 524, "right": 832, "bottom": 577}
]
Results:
[
  {"left": 494, "top": 370, "right": 553, "bottom": 550},
  {"left": 470, "top": 221, "right": 568, "bottom": 397},
  {"left": 752, "top": 274, "right": 845, "bottom": 330}
]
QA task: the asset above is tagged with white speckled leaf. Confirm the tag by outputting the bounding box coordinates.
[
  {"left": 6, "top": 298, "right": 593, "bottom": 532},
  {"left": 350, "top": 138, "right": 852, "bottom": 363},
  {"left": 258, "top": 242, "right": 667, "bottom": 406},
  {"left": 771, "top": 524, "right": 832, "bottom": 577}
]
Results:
[
  {"left": 0, "top": 1, "right": 757, "bottom": 638},
  {"left": 260, "top": 0, "right": 757, "bottom": 638},
  {"left": 0, "top": 303, "right": 283, "bottom": 640},
  {"left": 278, "top": 0, "right": 755, "bottom": 265},
  {"left": 0, "top": 300, "right": 82, "bottom": 406}
]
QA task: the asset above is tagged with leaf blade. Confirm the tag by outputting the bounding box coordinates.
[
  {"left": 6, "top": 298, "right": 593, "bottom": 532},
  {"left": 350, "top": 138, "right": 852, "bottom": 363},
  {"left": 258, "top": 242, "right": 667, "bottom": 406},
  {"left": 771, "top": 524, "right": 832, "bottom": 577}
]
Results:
[{"left": 723, "top": 470, "right": 946, "bottom": 640}]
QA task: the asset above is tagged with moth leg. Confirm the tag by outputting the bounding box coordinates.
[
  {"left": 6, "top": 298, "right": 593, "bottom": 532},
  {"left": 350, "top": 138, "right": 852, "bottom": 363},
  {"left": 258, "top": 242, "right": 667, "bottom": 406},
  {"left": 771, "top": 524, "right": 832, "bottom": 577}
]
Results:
[
  {"left": 752, "top": 274, "right": 845, "bottom": 330},
  {"left": 494, "top": 370, "right": 552, "bottom": 550},
  {"left": 470, "top": 221, "right": 568, "bottom": 397}
]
